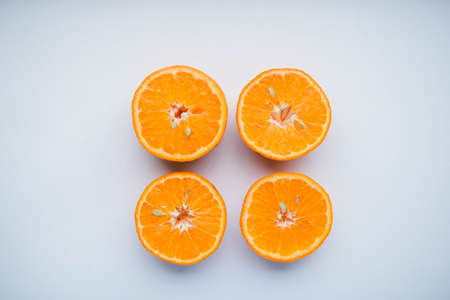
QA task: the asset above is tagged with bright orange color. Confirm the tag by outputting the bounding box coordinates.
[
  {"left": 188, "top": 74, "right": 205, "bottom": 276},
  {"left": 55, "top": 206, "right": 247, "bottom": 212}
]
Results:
[
  {"left": 240, "top": 173, "right": 332, "bottom": 262},
  {"left": 135, "top": 172, "right": 227, "bottom": 265},
  {"left": 236, "top": 68, "right": 331, "bottom": 160},
  {"left": 132, "top": 66, "right": 228, "bottom": 162}
]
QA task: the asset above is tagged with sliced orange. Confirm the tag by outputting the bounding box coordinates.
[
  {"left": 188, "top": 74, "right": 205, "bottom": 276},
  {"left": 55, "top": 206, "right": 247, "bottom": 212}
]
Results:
[
  {"left": 135, "top": 172, "right": 227, "bottom": 265},
  {"left": 132, "top": 65, "right": 228, "bottom": 162},
  {"left": 240, "top": 173, "right": 332, "bottom": 262},
  {"left": 236, "top": 68, "right": 331, "bottom": 160}
]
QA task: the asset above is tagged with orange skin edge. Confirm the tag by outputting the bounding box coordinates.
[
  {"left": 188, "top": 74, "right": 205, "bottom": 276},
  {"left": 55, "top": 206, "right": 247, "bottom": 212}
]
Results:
[
  {"left": 135, "top": 172, "right": 227, "bottom": 265},
  {"left": 236, "top": 68, "right": 331, "bottom": 161},
  {"left": 240, "top": 172, "right": 333, "bottom": 262},
  {"left": 132, "top": 65, "right": 228, "bottom": 162}
]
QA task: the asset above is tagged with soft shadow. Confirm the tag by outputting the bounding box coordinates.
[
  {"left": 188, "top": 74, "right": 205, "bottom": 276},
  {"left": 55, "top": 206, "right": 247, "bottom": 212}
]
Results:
[
  {"left": 137, "top": 245, "right": 220, "bottom": 275},
  {"left": 152, "top": 253, "right": 215, "bottom": 274},
  {"left": 234, "top": 134, "right": 318, "bottom": 174},
  {"left": 137, "top": 142, "right": 222, "bottom": 175}
]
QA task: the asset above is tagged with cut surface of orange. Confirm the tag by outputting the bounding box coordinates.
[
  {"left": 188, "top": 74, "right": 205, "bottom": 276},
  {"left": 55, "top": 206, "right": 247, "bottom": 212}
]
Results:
[
  {"left": 236, "top": 68, "right": 331, "bottom": 160},
  {"left": 132, "top": 65, "right": 228, "bottom": 162},
  {"left": 135, "top": 172, "right": 226, "bottom": 265},
  {"left": 240, "top": 173, "right": 332, "bottom": 262}
]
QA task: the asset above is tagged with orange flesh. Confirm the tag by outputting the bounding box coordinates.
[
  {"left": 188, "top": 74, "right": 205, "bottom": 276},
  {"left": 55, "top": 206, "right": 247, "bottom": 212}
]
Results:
[
  {"left": 237, "top": 69, "right": 331, "bottom": 160},
  {"left": 135, "top": 172, "right": 226, "bottom": 265},
  {"left": 241, "top": 173, "right": 332, "bottom": 262},
  {"left": 133, "top": 66, "right": 227, "bottom": 161}
]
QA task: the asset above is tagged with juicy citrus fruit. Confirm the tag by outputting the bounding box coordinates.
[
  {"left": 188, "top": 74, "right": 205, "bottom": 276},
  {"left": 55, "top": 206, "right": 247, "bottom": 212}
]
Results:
[
  {"left": 240, "top": 173, "right": 332, "bottom": 262},
  {"left": 135, "top": 172, "right": 227, "bottom": 265},
  {"left": 132, "top": 65, "right": 228, "bottom": 162},
  {"left": 236, "top": 68, "right": 331, "bottom": 160}
]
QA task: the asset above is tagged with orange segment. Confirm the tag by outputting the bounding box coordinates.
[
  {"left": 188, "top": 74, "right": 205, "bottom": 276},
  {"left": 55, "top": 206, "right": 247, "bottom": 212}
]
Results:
[
  {"left": 236, "top": 68, "right": 331, "bottom": 160},
  {"left": 135, "top": 172, "right": 227, "bottom": 265},
  {"left": 132, "top": 66, "right": 228, "bottom": 162},
  {"left": 240, "top": 173, "right": 332, "bottom": 262}
]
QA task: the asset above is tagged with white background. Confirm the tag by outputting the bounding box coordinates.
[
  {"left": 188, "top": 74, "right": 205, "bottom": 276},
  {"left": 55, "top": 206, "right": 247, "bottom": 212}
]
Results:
[{"left": 1, "top": 1, "right": 450, "bottom": 299}]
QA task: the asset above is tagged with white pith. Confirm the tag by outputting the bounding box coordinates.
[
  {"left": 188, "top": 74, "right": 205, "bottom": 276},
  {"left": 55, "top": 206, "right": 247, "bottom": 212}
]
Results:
[
  {"left": 169, "top": 103, "right": 191, "bottom": 126},
  {"left": 169, "top": 204, "right": 194, "bottom": 233},
  {"left": 268, "top": 102, "right": 298, "bottom": 128},
  {"left": 276, "top": 208, "right": 298, "bottom": 228}
]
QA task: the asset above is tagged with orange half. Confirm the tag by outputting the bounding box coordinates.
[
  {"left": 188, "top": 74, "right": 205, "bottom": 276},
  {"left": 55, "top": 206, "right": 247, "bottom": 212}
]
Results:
[
  {"left": 132, "top": 65, "right": 228, "bottom": 162},
  {"left": 240, "top": 173, "right": 332, "bottom": 262},
  {"left": 237, "top": 68, "right": 331, "bottom": 160},
  {"left": 135, "top": 172, "right": 227, "bottom": 265}
]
